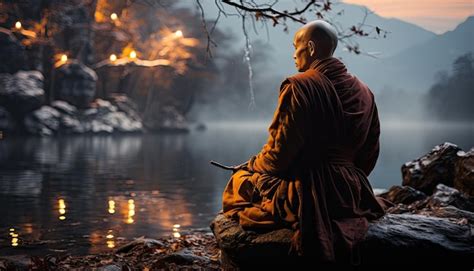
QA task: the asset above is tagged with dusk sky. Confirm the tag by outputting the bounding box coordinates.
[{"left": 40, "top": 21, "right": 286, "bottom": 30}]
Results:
[{"left": 343, "top": 0, "right": 474, "bottom": 34}]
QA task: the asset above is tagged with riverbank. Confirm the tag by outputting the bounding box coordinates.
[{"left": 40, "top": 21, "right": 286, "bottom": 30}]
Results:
[{"left": 0, "top": 232, "right": 220, "bottom": 270}]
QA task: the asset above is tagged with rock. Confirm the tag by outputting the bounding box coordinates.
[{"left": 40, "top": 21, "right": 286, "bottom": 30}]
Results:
[
  {"left": 55, "top": 61, "right": 97, "bottom": 108},
  {"left": 402, "top": 142, "right": 462, "bottom": 194},
  {"left": 0, "top": 106, "right": 16, "bottom": 132},
  {"left": 454, "top": 148, "right": 474, "bottom": 196},
  {"left": 0, "top": 71, "right": 44, "bottom": 115},
  {"left": 0, "top": 30, "right": 27, "bottom": 74},
  {"left": 379, "top": 185, "right": 427, "bottom": 205},
  {"left": 51, "top": 100, "right": 77, "bottom": 116},
  {"left": 84, "top": 98, "right": 143, "bottom": 133},
  {"left": 211, "top": 213, "right": 474, "bottom": 267},
  {"left": 151, "top": 248, "right": 210, "bottom": 269},
  {"left": 24, "top": 106, "right": 61, "bottom": 135},
  {"left": 108, "top": 94, "right": 141, "bottom": 122},
  {"left": 418, "top": 206, "right": 474, "bottom": 224},
  {"left": 427, "top": 184, "right": 474, "bottom": 212},
  {"left": 0, "top": 255, "right": 31, "bottom": 271},
  {"left": 115, "top": 237, "right": 164, "bottom": 254},
  {"left": 24, "top": 105, "right": 84, "bottom": 135}
]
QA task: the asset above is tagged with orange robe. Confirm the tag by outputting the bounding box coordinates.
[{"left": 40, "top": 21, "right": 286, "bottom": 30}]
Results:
[{"left": 222, "top": 57, "right": 385, "bottom": 263}]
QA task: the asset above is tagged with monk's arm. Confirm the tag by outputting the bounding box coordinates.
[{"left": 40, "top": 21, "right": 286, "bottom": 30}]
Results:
[
  {"left": 355, "top": 103, "right": 380, "bottom": 175},
  {"left": 247, "top": 82, "right": 305, "bottom": 175}
]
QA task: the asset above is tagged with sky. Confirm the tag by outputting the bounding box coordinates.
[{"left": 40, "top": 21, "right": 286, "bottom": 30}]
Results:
[{"left": 343, "top": 0, "right": 474, "bottom": 34}]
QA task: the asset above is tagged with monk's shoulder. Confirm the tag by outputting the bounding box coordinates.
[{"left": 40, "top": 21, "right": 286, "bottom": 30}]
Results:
[{"left": 281, "top": 70, "right": 327, "bottom": 96}]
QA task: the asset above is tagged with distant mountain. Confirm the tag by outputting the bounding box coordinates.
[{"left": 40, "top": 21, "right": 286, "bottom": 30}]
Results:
[{"left": 361, "top": 16, "right": 474, "bottom": 93}]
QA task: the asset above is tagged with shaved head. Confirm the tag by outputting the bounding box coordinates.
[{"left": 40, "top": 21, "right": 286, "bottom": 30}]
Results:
[{"left": 293, "top": 20, "right": 338, "bottom": 71}]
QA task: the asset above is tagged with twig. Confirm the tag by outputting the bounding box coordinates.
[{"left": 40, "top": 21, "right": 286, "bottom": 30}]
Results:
[{"left": 210, "top": 161, "right": 235, "bottom": 171}]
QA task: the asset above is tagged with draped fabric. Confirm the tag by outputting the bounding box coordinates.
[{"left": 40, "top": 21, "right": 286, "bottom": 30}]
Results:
[{"left": 222, "top": 57, "right": 385, "bottom": 263}]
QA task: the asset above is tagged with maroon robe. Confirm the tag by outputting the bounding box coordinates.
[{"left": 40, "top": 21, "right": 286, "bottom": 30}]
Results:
[{"left": 223, "top": 57, "right": 385, "bottom": 263}]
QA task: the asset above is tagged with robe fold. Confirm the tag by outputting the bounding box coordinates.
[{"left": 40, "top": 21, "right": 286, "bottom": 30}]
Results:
[{"left": 222, "top": 57, "right": 385, "bottom": 263}]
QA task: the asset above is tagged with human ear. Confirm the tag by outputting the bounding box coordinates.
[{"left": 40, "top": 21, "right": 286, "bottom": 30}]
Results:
[{"left": 308, "top": 40, "right": 316, "bottom": 57}]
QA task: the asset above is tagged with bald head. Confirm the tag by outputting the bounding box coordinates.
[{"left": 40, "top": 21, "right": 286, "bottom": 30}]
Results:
[{"left": 292, "top": 20, "right": 338, "bottom": 72}]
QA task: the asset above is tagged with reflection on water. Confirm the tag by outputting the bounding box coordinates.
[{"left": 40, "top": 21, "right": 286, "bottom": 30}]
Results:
[{"left": 0, "top": 122, "right": 472, "bottom": 255}]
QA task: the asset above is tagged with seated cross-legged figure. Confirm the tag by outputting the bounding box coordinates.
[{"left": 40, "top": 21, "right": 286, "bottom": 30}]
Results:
[{"left": 222, "top": 20, "right": 386, "bottom": 264}]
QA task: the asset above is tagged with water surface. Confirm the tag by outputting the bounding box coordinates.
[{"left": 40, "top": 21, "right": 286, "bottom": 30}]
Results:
[{"left": 0, "top": 121, "right": 472, "bottom": 255}]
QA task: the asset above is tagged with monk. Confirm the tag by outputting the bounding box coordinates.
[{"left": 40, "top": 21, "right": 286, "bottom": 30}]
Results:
[{"left": 222, "top": 20, "right": 386, "bottom": 264}]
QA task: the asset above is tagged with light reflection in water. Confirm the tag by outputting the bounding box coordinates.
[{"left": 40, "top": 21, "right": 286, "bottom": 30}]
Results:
[
  {"left": 58, "top": 198, "right": 66, "bottom": 220},
  {"left": 172, "top": 224, "right": 181, "bottom": 238},
  {"left": 108, "top": 200, "right": 115, "bottom": 214},
  {"left": 9, "top": 228, "right": 19, "bottom": 247},
  {"left": 106, "top": 230, "right": 115, "bottom": 248},
  {"left": 126, "top": 199, "right": 135, "bottom": 224}
]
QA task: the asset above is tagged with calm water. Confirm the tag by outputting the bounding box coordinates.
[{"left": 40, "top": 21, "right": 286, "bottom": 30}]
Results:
[{"left": 0, "top": 121, "right": 473, "bottom": 255}]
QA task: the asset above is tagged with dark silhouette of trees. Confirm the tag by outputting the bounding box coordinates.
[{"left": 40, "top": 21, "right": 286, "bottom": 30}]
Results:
[{"left": 427, "top": 53, "right": 474, "bottom": 120}]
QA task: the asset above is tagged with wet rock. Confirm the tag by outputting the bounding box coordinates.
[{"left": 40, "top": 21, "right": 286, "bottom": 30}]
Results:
[
  {"left": 454, "top": 148, "right": 474, "bottom": 196},
  {"left": 379, "top": 185, "right": 427, "bottom": 205},
  {"left": 0, "top": 71, "right": 44, "bottom": 115},
  {"left": 211, "top": 212, "right": 474, "bottom": 267},
  {"left": 402, "top": 142, "right": 462, "bottom": 194},
  {"left": 0, "top": 106, "right": 16, "bottom": 132},
  {"left": 55, "top": 61, "right": 97, "bottom": 108},
  {"left": 0, "top": 30, "right": 27, "bottom": 74}
]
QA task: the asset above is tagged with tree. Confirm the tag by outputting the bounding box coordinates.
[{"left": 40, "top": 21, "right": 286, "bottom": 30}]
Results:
[{"left": 427, "top": 53, "right": 474, "bottom": 120}]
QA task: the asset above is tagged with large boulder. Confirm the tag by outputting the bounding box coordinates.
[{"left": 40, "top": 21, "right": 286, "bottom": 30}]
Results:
[
  {"left": 0, "top": 71, "right": 44, "bottom": 115},
  {"left": 0, "top": 30, "right": 27, "bottom": 74},
  {"left": 55, "top": 61, "right": 97, "bottom": 108},
  {"left": 211, "top": 212, "right": 474, "bottom": 268},
  {"left": 454, "top": 148, "right": 474, "bottom": 196},
  {"left": 402, "top": 142, "right": 462, "bottom": 194}
]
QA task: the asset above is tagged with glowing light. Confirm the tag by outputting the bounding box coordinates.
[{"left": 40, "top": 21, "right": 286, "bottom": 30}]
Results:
[
  {"left": 172, "top": 224, "right": 181, "bottom": 238},
  {"left": 174, "top": 30, "right": 183, "bottom": 38},
  {"left": 58, "top": 198, "right": 66, "bottom": 220},
  {"left": 110, "top": 13, "right": 118, "bottom": 21},
  {"left": 106, "top": 229, "right": 115, "bottom": 248},
  {"left": 109, "top": 54, "right": 117, "bottom": 62},
  {"left": 60, "top": 54, "right": 68, "bottom": 62},
  {"left": 129, "top": 50, "right": 137, "bottom": 59},
  {"left": 107, "top": 240, "right": 115, "bottom": 248},
  {"left": 108, "top": 200, "right": 115, "bottom": 214},
  {"left": 15, "top": 21, "right": 21, "bottom": 30},
  {"left": 59, "top": 199, "right": 66, "bottom": 209},
  {"left": 0, "top": 131, "right": 3, "bottom": 139},
  {"left": 126, "top": 199, "right": 135, "bottom": 224},
  {"left": 10, "top": 229, "right": 19, "bottom": 247}
]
